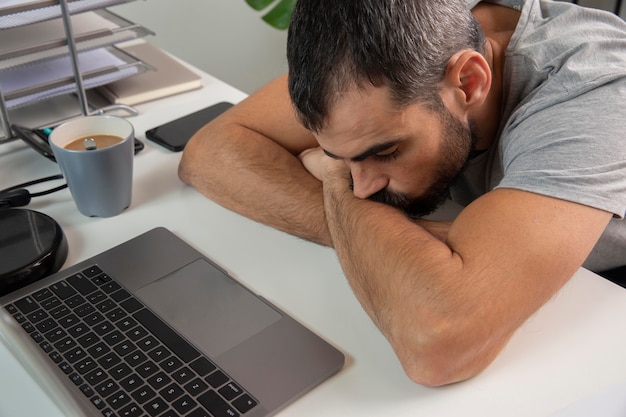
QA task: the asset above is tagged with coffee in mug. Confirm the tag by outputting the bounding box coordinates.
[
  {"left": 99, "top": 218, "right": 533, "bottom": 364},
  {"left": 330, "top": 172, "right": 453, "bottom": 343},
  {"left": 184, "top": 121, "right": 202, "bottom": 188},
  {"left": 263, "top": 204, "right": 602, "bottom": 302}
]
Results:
[{"left": 63, "top": 134, "right": 123, "bottom": 151}]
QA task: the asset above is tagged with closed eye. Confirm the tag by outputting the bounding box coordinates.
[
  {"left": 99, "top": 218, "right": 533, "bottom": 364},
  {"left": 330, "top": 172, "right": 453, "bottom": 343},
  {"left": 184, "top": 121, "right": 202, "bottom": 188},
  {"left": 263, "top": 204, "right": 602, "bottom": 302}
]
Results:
[{"left": 373, "top": 148, "right": 400, "bottom": 162}]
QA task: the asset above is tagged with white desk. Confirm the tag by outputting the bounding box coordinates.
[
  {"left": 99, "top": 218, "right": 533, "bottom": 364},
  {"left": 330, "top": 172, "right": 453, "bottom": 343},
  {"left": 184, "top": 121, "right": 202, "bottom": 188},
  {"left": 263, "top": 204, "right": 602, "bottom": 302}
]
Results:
[{"left": 2, "top": 60, "right": 626, "bottom": 417}]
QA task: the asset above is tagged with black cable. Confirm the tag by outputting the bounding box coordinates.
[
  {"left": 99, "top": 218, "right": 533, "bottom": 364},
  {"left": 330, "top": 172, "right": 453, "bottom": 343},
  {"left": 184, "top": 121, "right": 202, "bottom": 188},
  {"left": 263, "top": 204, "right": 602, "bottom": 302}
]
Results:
[{"left": 0, "top": 174, "right": 67, "bottom": 208}]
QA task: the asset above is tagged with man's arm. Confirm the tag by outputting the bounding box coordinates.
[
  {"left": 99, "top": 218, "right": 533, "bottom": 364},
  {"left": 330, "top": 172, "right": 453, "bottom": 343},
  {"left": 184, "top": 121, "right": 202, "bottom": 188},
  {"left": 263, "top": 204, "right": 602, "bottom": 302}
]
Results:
[
  {"left": 321, "top": 159, "right": 612, "bottom": 387},
  {"left": 178, "top": 75, "right": 333, "bottom": 245}
]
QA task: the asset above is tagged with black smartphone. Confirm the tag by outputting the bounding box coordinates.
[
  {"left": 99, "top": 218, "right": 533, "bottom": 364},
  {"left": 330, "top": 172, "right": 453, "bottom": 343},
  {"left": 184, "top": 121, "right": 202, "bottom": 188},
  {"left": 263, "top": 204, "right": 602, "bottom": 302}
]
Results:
[
  {"left": 145, "top": 101, "right": 233, "bottom": 152},
  {"left": 12, "top": 124, "right": 145, "bottom": 163}
]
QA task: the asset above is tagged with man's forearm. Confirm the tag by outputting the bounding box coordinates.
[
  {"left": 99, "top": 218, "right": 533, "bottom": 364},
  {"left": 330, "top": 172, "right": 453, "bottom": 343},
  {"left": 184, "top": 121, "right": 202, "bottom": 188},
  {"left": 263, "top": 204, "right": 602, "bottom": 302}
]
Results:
[
  {"left": 320, "top": 165, "right": 510, "bottom": 386},
  {"left": 179, "top": 124, "right": 332, "bottom": 246}
]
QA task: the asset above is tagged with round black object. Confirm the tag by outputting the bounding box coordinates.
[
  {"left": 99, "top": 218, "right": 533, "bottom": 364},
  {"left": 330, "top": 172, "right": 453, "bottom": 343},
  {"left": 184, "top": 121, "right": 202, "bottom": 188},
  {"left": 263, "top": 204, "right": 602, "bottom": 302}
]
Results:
[{"left": 0, "top": 208, "right": 68, "bottom": 297}]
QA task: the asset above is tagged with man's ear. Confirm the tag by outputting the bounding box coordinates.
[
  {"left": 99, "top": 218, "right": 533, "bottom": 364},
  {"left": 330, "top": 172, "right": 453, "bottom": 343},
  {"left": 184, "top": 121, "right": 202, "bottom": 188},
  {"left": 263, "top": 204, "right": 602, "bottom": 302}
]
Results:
[{"left": 444, "top": 50, "right": 492, "bottom": 110}]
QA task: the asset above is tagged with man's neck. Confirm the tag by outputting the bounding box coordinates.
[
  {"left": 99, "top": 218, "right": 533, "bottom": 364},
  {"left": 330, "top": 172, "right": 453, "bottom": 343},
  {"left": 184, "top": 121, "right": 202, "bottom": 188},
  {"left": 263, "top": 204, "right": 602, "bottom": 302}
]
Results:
[{"left": 470, "top": 3, "right": 521, "bottom": 150}]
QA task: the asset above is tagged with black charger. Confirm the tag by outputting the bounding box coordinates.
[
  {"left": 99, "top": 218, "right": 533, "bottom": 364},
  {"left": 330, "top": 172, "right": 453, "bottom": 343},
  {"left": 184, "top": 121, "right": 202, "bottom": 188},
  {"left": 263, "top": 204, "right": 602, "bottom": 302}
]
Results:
[{"left": 0, "top": 208, "right": 68, "bottom": 296}]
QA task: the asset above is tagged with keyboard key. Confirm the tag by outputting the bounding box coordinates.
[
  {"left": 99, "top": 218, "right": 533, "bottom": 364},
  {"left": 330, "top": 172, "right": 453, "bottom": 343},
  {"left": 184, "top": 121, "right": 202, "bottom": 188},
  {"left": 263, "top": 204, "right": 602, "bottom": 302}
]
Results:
[
  {"left": 49, "top": 351, "right": 62, "bottom": 364},
  {"left": 127, "top": 326, "right": 148, "bottom": 341},
  {"left": 173, "top": 366, "right": 195, "bottom": 385},
  {"left": 97, "top": 351, "right": 122, "bottom": 369},
  {"left": 120, "top": 373, "right": 142, "bottom": 392},
  {"left": 172, "top": 394, "right": 197, "bottom": 415},
  {"left": 184, "top": 378, "right": 209, "bottom": 396},
  {"left": 50, "top": 281, "right": 77, "bottom": 300},
  {"left": 137, "top": 335, "right": 159, "bottom": 352},
  {"left": 103, "top": 330, "right": 124, "bottom": 346},
  {"left": 91, "top": 396, "right": 106, "bottom": 410},
  {"left": 57, "top": 313, "right": 80, "bottom": 328},
  {"left": 232, "top": 394, "right": 257, "bottom": 414},
  {"left": 40, "top": 341, "right": 54, "bottom": 353},
  {"left": 32, "top": 288, "right": 53, "bottom": 302},
  {"left": 84, "top": 312, "right": 105, "bottom": 327},
  {"left": 65, "top": 294, "right": 86, "bottom": 309},
  {"left": 85, "top": 368, "right": 108, "bottom": 385},
  {"left": 107, "top": 391, "right": 132, "bottom": 410},
  {"left": 160, "top": 383, "right": 184, "bottom": 402},
  {"left": 137, "top": 361, "right": 159, "bottom": 378},
  {"left": 198, "top": 390, "right": 240, "bottom": 417},
  {"left": 44, "top": 327, "right": 67, "bottom": 343},
  {"left": 120, "top": 298, "right": 143, "bottom": 313},
  {"left": 130, "top": 385, "right": 156, "bottom": 404},
  {"left": 102, "top": 408, "right": 115, "bottom": 417},
  {"left": 124, "top": 350, "right": 147, "bottom": 367},
  {"left": 95, "top": 379, "right": 119, "bottom": 398},
  {"left": 74, "top": 358, "right": 97, "bottom": 374},
  {"left": 69, "top": 373, "right": 84, "bottom": 386},
  {"left": 93, "top": 321, "right": 115, "bottom": 336},
  {"left": 160, "top": 356, "right": 183, "bottom": 373},
  {"left": 114, "top": 341, "right": 136, "bottom": 356},
  {"left": 110, "top": 363, "right": 133, "bottom": 381},
  {"left": 118, "top": 402, "right": 143, "bottom": 417},
  {"left": 40, "top": 296, "right": 62, "bottom": 311},
  {"left": 87, "top": 342, "right": 110, "bottom": 359},
  {"left": 143, "top": 397, "right": 168, "bottom": 417},
  {"left": 68, "top": 323, "right": 90, "bottom": 338},
  {"left": 205, "top": 370, "right": 229, "bottom": 388},
  {"left": 87, "top": 291, "right": 107, "bottom": 305},
  {"left": 77, "top": 331, "right": 99, "bottom": 348},
  {"left": 97, "top": 299, "right": 117, "bottom": 313},
  {"left": 190, "top": 357, "right": 216, "bottom": 377},
  {"left": 147, "top": 346, "right": 171, "bottom": 362},
  {"left": 82, "top": 265, "right": 103, "bottom": 278},
  {"left": 101, "top": 281, "right": 121, "bottom": 294},
  {"left": 80, "top": 383, "right": 95, "bottom": 397},
  {"left": 27, "top": 309, "right": 48, "bottom": 324},
  {"left": 218, "top": 382, "right": 243, "bottom": 401},
  {"left": 105, "top": 307, "right": 126, "bottom": 322},
  {"left": 59, "top": 361, "right": 73, "bottom": 374},
  {"left": 111, "top": 288, "right": 131, "bottom": 303},
  {"left": 35, "top": 318, "right": 57, "bottom": 334},
  {"left": 74, "top": 303, "right": 96, "bottom": 318},
  {"left": 146, "top": 371, "right": 171, "bottom": 390},
  {"left": 54, "top": 336, "right": 77, "bottom": 353},
  {"left": 64, "top": 346, "right": 87, "bottom": 363},
  {"left": 49, "top": 305, "right": 70, "bottom": 320},
  {"left": 68, "top": 273, "right": 97, "bottom": 295},
  {"left": 116, "top": 317, "right": 138, "bottom": 332}
]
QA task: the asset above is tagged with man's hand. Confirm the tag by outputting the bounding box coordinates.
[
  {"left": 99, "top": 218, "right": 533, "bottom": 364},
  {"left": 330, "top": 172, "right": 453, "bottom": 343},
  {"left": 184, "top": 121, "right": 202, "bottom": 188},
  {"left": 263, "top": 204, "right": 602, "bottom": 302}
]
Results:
[{"left": 298, "top": 147, "right": 328, "bottom": 181}]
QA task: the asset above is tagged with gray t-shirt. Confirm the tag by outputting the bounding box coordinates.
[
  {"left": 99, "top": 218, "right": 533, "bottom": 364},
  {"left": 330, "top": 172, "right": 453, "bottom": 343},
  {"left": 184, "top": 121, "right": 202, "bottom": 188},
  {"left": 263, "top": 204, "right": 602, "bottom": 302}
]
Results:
[{"left": 454, "top": 0, "right": 626, "bottom": 271}]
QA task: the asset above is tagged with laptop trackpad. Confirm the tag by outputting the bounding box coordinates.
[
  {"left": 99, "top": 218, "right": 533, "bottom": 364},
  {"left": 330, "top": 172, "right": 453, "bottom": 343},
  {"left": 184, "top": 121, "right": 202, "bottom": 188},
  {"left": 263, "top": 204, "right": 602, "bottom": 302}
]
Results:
[{"left": 135, "top": 259, "right": 282, "bottom": 357}]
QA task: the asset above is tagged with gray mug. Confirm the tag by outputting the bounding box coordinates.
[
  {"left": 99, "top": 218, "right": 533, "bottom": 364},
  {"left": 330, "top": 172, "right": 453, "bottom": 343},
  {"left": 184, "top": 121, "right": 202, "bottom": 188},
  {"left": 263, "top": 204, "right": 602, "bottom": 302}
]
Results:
[{"left": 50, "top": 116, "right": 134, "bottom": 217}]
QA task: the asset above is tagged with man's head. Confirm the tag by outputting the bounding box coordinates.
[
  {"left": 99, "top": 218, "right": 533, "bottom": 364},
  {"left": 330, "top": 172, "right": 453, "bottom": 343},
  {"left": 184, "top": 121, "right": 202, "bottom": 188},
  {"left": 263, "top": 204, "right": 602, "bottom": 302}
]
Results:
[{"left": 287, "top": 0, "right": 487, "bottom": 217}]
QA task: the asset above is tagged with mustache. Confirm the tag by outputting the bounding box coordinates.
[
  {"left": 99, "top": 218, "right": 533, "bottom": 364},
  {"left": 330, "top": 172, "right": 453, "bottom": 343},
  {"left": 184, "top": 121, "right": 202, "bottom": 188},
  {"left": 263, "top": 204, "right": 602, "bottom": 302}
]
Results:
[{"left": 348, "top": 176, "right": 411, "bottom": 208}]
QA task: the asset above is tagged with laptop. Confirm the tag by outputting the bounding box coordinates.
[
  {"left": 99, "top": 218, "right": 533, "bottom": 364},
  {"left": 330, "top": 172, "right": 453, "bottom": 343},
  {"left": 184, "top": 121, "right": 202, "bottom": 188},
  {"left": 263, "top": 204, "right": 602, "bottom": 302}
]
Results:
[{"left": 0, "top": 227, "right": 345, "bottom": 417}]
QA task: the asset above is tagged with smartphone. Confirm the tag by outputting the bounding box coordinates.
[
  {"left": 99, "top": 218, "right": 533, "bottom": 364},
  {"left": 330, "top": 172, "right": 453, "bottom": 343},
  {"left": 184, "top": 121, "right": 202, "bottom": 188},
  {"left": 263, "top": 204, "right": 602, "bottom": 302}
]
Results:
[
  {"left": 145, "top": 102, "right": 233, "bottom": 152},
  {"left": 12, "top": 124, "right": 144, "bottom": 163}
]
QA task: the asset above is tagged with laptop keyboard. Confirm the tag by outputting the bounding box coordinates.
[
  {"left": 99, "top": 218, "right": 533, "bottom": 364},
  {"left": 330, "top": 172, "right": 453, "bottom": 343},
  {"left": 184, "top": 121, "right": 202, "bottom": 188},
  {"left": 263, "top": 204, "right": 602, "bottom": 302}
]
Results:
[{"left": 4, "top": 265, "right": 258, "bottom": 417}]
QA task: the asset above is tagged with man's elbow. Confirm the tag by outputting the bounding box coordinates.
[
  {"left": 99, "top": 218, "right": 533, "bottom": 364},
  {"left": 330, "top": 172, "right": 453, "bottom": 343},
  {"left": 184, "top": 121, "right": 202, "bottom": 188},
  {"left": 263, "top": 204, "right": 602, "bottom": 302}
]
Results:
[
  {"left": 177, "top": 137, "right": 201, "bottom": 186},
  {"left": 393, "top": 322, "right": 508, "bottom": 387}
]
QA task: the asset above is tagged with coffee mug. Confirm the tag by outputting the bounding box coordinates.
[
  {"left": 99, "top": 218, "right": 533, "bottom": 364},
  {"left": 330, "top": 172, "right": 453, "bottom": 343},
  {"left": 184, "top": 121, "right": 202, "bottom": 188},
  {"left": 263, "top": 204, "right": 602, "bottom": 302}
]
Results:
[{"left": 49, "top": 116, "right": 134, "bottom": 217}]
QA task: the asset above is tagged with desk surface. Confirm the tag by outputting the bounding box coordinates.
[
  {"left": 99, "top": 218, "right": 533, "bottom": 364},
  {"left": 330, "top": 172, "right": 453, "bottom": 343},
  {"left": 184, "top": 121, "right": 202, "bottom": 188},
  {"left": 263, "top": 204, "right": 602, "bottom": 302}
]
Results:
[{"left": 2, "top": 57, "right": 626, "bottom": 417}]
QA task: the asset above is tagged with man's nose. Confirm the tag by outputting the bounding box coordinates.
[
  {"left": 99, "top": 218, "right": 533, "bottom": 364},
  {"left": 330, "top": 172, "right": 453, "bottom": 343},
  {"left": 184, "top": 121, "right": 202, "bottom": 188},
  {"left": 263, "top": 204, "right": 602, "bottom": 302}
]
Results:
[{"left": 349, "top": 164, "right": 388, "bottom": 199}]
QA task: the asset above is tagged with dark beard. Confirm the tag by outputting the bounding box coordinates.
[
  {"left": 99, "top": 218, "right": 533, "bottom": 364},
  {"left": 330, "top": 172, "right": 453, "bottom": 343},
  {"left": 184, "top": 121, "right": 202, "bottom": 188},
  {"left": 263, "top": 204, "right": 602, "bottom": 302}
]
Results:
[{"left": 366, "top": 106, "right": 478, "bottom": 218}]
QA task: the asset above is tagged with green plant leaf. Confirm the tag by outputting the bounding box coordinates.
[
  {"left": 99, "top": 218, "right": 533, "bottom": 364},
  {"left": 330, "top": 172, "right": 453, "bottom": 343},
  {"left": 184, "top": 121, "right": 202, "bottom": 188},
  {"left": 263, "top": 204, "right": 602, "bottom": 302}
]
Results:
[
  {"left": 245, "top": 0, "right": 274, "bottom": 12},
  {"left": 261, "top": 0, "right": 296, "bottom": 30}
]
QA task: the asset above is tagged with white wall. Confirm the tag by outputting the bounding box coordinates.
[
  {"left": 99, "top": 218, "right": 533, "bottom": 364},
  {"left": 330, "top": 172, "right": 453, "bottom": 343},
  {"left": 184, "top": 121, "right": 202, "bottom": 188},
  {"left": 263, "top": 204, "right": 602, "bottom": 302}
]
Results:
[
  {"left": 111, "top": 0, "right": 289, "bottom": 94},
  {"left": 111, "top": 0, "right": 624, "bottom": 95}
]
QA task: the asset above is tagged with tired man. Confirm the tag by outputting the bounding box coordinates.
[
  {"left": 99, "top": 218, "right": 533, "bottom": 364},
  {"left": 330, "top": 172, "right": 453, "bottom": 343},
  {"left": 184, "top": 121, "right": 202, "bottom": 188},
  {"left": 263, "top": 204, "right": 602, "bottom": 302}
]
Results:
[{"left": 179, "top": 0, "right": 626, "bottom": 386}]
